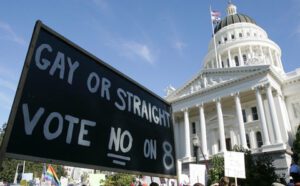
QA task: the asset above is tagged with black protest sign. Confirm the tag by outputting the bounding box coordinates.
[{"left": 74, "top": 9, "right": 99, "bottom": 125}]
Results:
[{"left": 2, "top": 21, "right": 176, "bottom": 177}]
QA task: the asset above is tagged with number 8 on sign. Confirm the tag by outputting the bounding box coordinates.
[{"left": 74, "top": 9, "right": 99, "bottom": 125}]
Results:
[{"left": 162, "top": 141, "right": 174, "bottom": 170}]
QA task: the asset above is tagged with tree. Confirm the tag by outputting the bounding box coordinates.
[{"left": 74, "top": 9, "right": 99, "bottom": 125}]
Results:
[
  {"left": 234, "top": 146, "right": 277, "bottom": 186},
  {"left": 101, "top": 173, "right": 135, "bottom": 186},
  {"left": 0, "top": 123, "right": 66, "bottom": 182},
  {"left": 0, "top": 158, "right": 20, "bottom": 183},
  {"left": 0, "top": 123, "right": 7, "bottom": 145},
  {"left": 293, "top": 125, "right": 300, "bottom": 163},
  {"left": 207, "top": 155, "right": 224, "bottom": 185},
  {"left": 208, "top": 146, "right": 278, "bottom": 186}
]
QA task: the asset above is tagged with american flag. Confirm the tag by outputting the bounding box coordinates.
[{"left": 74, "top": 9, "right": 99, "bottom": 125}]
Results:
[{"left": 211, "top": 10, "right": 221, "bottom": 24}]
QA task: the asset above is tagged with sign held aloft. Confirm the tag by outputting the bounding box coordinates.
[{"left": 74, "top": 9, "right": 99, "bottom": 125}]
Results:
[
  {"left": 224, "top": 151, "right": 246, "bottom": 179},
  {"left": 0, "top": 21, "right": 176, "bottom": 177}
]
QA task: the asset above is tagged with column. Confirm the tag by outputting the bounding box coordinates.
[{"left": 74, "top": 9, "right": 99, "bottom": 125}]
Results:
[
  {"left": 278, "top": 94, "right": 293, "bottom": 133},
  {"left": 276, "top": 53, "right": 283, "bottom": 69},
  {"left": 249, "top": 45, "right": 253, "bottom": 59},
  {"left": 275, "top": 93, "right": 290, "bottom": 140},
  {"left": 211, "top": 60, "right": 215, "bottom": 69},
  {"left": 218, "top": 54, "right": 222, "bottom": 68},
  {"left": 260, "top": 46, "right": 266, "bottom": 64},
  {"left": 238, "top": 47, "right": 244, "bottom": 66},
  {"left": 268, "top": 47, "right": 274, "bottom": 65},
  {"left": 203, "top": 75, "right": 207, "bottom": 88},
  {"left": 227, "top": 49, "right": 232, "bottom": 67},
  {"left": 234, "top": 93, "right": 248, "bottom": 149},
  {"left": 255, "top": 87, "right": 270, "bottom": 145},
  {"left": 198, "top": 104, "right": 208, "bottom": 157},
  {"left": 266, "top": 85, "right": 283, "bottom": 143},
  {"left": 172, "top": 115, "right": 179, "bottom": 158},
  {"left": 230, "top": 129, "right": 237, "bottom": 148},
  {"left": 277, "top": 53, "right": 284, "bottom": 70},
  {"left": 211, "top": 130, "right": 218, "bottom": 154},
  {"left": 183, "top": 108, "right": 192, "bottom": 158},
  {"left": 249, "top": 130, "right": 257, "bottom": 149},
  {"left": 215, "top": 98, "right": 226, "bottom": 152}
]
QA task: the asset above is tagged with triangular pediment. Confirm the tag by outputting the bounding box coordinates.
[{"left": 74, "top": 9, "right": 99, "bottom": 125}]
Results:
[{"left": 166, "top": 65, "right": 270, "bottom": 101}]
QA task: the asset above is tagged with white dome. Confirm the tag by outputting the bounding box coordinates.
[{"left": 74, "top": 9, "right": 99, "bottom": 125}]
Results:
[{"left": 203, "top": 3, "right": 284, "bottom": 73}]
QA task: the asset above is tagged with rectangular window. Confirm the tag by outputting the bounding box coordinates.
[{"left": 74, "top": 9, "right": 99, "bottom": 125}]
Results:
[
  {"left": 192, "top": 122, "right": 196, "bottom": 134},
  {"left": 251, "top": 107, "right": 258, "bottom": 120},
  {"left": 242, "top": 109, "right": 247, "bottom": 123},
  {"left": 231, "top": 34, "right": 235, "bottom": 39}
]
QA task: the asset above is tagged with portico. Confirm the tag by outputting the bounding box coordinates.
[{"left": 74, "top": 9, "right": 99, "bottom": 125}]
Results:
[{"left": 172, "top": 76, "right": 288, "bottom": 162}]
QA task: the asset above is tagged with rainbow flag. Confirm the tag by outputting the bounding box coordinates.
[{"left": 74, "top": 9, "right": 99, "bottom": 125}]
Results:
[{"left": 45, "top": 165, "right": 61, "bottom": 186}]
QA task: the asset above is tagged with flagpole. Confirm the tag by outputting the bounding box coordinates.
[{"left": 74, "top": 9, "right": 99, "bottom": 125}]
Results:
[{"left": 209, "top": 5, "right": 220, "bottom": 68}]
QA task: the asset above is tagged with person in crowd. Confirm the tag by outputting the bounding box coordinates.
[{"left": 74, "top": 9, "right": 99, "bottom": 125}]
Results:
[
  {"left": 288, "top": 176, "right": 295, "bottom": 186},
  {"left": 290, "top": 158, "right": 300, "bottom": 183},
  {"left": 149, "top": 182, "right": 159, "bottom": 186},
  {"left": 193, "top": 183, "right": 204, "bottom": 186}
]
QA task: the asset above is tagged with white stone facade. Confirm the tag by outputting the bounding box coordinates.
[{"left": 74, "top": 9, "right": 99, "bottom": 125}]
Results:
[{"left": 166, "top": 3, "right": 300, "bottom": 177}]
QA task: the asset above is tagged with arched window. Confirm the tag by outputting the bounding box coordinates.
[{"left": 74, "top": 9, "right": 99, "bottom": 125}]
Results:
[
  {"left": 221, "top": 61, "right": 225, "bottom": 68},
  {"left": 239, "top": 33, "right": 243, "bottom": 38},
  {"left": 246, "top": 134, "right": 250, "bottom": 148},
  {"left": 256, "top": 131, "right": 263, "bottom": 147},
  {"left": 234, "top": 56, "right": 239, "bottom": 66},
  {"left": 227, "top": 59, "right": 230, "bottom": 67}
]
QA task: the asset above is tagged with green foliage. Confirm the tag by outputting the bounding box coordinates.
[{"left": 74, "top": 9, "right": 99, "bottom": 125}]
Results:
[
  {"left": 208, "top": 155, "right": 224, "bottom": 185},
  {"left": 233, "top": 146, "right": 277, "bottom": 186},
  {"left": 101, "top": 173, "right": 135, "bottom": 186},
  {"left": 0, "top": 158, "right": 21, "bottom": 182},
  {"left": 293, "top": 125, "right": 300, "bottom": 163},
  {"left": 0, "top": 123, "right": 66, "bottom": 182},
  {"left": 208, "top": 146, "right": 278, "bottom": 186},
  {"left": 53, "top": 165, "right": 67, "bottom": 178},
  {"left": 0, "top": 123, "right": 6, "bottom": 145}
]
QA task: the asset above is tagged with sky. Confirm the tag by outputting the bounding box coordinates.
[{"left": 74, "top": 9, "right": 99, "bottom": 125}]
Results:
[{"left": 0, "top": 0, "right": 300, "bottom": 127}]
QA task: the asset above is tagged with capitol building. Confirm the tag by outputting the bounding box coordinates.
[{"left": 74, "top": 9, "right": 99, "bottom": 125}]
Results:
[{"left": 166, "top": 2, "right": 300, "bottom": 177}]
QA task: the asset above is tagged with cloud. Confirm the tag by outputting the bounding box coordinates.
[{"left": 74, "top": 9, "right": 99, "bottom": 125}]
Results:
[
  {"left": 0, "top": 21, "right": 26, "bottom": 46},
  {"left": 0, "top": 78, "right": 16, "bottom": 92},
  {"left": 92, "top": 0, "right": 111, "bottom": 15},
  {"left": 0, "top": 65, "right": 19, "bottom": 81},
  {"left": 290, "top": 24, "right": 300, "bottom": 39},
  {"left": 0, "top": 64, "right": 18, "bottom": 111},
  {"left": 121, "top": 41, "right": 155, "bottom": 64},
  {"left": 94, "top": 25, "right": 156, "bottom": 64},
  {"left": 0, "top": 92, "right": 13, "bottom": 110},
  {"left": 173, "top": 40, "right": 186, "bottom": 52},
  {"left": 162, "top": 15, "right": 187, "bottom": 56}
]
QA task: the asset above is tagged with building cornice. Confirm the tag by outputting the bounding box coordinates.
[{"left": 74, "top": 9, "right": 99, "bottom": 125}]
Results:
[{"left": 167, "top": 65, "right": 271, "bottom": 103}]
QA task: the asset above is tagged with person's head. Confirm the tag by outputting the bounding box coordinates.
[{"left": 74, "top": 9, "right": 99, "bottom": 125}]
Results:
[
  {"left": 149, "top": 182, "right": 159, "bottom": 186},
  {"left": 193, "top": 183, "right": 204, "bottom": 186}
]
